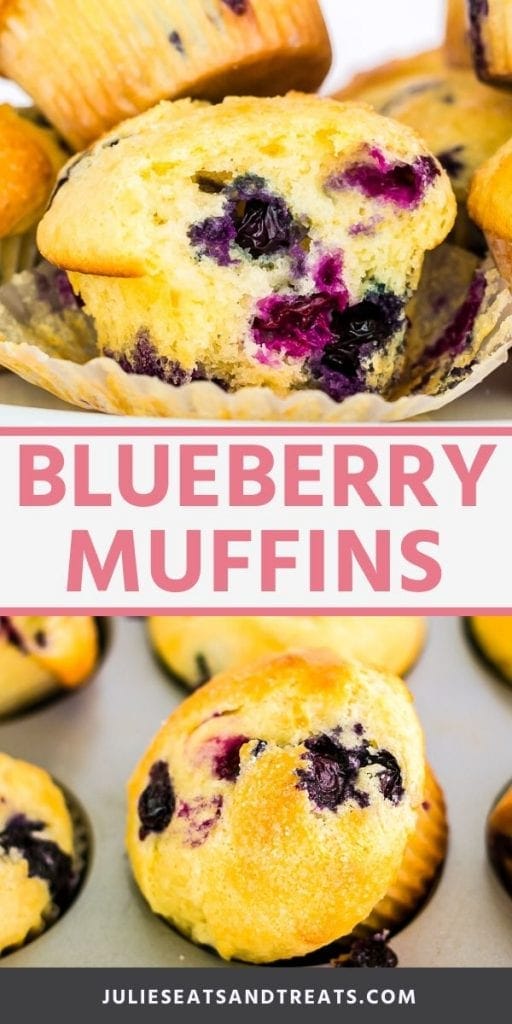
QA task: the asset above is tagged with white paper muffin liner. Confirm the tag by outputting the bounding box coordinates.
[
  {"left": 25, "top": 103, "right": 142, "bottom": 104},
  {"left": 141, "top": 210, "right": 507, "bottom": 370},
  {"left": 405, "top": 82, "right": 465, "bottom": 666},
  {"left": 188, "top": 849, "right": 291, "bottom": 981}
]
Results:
[{"left": 0, "top": 246, "right": 510, "bottom": 421}]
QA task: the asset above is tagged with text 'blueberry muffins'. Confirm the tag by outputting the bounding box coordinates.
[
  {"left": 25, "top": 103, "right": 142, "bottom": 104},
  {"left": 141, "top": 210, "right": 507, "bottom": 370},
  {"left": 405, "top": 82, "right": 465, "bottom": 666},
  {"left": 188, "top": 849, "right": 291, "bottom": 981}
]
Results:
[
  {"left": 38, "top": 95, "right": 456, "bottom": 403},
  {"left": 127, "top": 649, "right": 425, "bottom": 963},
  {"left": 465, "top": 0, "right": 512, "bottom": 84},
  {"left": 0, "top": 753, "right": 79, "bottom": 955},
  {"left": 0, "top": 105, "right": 67, "bottom": 282},
  {"left": 148, "top": 614, "right": 427, "bottom": 691},
  {"left": 0, "top": 0, "right": 332, "bottom": 150},
  {"left": 466, "top": 616, "right": 512, "bottom": 685},
  {"left": 0, "top": 616, "right": 100, "bottom": 717}
]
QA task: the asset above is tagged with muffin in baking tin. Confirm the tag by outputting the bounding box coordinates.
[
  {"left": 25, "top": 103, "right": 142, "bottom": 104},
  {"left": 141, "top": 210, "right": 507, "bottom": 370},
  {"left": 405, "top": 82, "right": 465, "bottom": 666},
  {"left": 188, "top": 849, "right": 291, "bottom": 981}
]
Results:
[
  {"left": 127, "top": 648, "right": 426, "bottom": 963},
  {"left": 0, "top": 752, "right": 88, "bottom": 956},
  {"left": 0, "top": 616, "right": 100, "bottom": 717},
  {"left": 148, "top": 614, "right": 427, "bottom": 690}
]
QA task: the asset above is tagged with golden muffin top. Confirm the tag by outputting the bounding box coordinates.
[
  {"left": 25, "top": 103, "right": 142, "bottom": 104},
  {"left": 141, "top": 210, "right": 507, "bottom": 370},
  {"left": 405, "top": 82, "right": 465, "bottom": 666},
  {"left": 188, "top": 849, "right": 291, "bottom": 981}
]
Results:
[
  {"left": 338, "top": 48, "right": 445, "bottom": 106},
  {"left": 0, "top": 105, "right": 67, "bottom": 238},
  {"left": 127, "top": 648, "right": 425, "bottom": 962},
  {"left": 469, "top": 137, "right": 512, "bottom": 239},
  {"left": 148, "top": 614, "right": 426, "bottom": 688},
  {"left": 0, "top": 615, "right": 99, "bottom": 688},
  {"left": 37, "top": 93, "right": 456, "bottom": 281}
]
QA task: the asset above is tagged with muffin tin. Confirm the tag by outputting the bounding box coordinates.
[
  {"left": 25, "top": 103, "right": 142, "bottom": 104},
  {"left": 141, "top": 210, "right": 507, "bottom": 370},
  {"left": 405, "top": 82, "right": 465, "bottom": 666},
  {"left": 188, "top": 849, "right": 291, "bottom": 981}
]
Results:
[{"left": 1, "top": 615, "right": 512, "bottom": 968}]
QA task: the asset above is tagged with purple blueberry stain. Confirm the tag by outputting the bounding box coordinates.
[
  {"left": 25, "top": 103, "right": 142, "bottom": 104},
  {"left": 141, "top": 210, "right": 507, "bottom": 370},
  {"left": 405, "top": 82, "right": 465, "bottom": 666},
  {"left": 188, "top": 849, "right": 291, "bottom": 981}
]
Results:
[
  {"left": 177, "top": 795, "right": 223, "bottom": 848},
  {"left": 138, "top": 761, "right": 175, "bottom": 841},
  {"left": 348, "top": 216, "right": 383, "bottom": 237},
  {"left": 0, "top": 814, "right": 75, "bottom": 911},
  {"left": 188, "top": 174, "right": 308, "bottom": 265},
  {"left": 252, "top": 293, "right": 348, "bottom": 360},
  {"left": 332, "top": 932, "right": 398, "bottom": 969},
  {"left": 468, "top": 0, "right": 489, "bottom": 78},
  {"left": 104, "top": 330, "right": 221, "bottom": 388},
  {"left": 252, "top": 740, "right": 268, "bottom": 758},
  {"left": 221, "top": 0, "right": 249, "bottom": 13},
  {"left": 188, "top": 214, "right": 237, "bottom": 266},
  {"left": 35, "top": 269, "right": 84, "bottom": 312},
  {"left": 0, "top": 616, "right": 28, "bottom": 654},
  {"left": 308, "top": 290, "right": 405, "bottom": 400},
  {"left": 423, "top": 270, "right": 486, "bottom": 361},
  {"left": 437, "top": 146, "right": 466, "bottom": 179},
  {"left": 312, "top": 253, "right": 348, "bottom": 300},
  {"left": 327, "top": 147, "right": 440, "bottom": 209},
  {"left": 211, "top": 735, "right": 250, "bottom": 782},
  {"left": 296, "top": 730, "right": 404, "bottom": 812},
  {"left": 169, "top": 30, "right": 185, "bottom": 54}
]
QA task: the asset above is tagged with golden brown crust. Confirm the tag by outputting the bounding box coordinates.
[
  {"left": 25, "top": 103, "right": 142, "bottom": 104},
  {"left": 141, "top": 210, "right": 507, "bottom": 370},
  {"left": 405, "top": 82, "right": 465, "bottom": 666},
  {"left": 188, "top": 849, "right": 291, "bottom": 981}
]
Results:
[
  {"left": 0, "top": 752, "right": 74, "bottom": 954},
  {"left": 0, "top": 0, "right": 332, "bottom": 149},
  {"left": 148, "top": 615, "right": 427, "bottom": 690},
  {"left": 469, "top": 138, "right": 512, "bottom": 243},
  {"left": 0, "top": 105, "right": 67, "bottom": 238},
  {"left": 358, "top": 765, "right": 448, "bottom": 937},
  {"left": 444, "top": 0, "right": 472, "bottom": 67},
  {"left": 127, "top": 649, "right": 425, "bottom": 962}
]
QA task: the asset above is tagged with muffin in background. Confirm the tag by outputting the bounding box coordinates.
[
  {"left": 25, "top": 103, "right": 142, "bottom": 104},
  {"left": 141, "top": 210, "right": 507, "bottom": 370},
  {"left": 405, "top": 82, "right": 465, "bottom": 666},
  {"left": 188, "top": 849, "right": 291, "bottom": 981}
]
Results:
[
  {"left": 0, "top": 616, "right": 100, "bottom": 717},
  {"left": 148, "top": 614, "right": 426, "bottom": 690},
  {"left": 466, "top": 616, "right": 512, "bottom": 685},
  {"left": 465, "top": 0, "right": 512, "bottom": 85},
  {"left": 338, "top": 49, "right": 445, "bottom": 108},
  {"left": 0, "top": 0, "right": 332, "bottom": 150},
  {"left": 127, "top": 649, "right": 425, "bottom": 963},
  {"left": 335, "top": 59, "right": 512, "bottom": 252},
  {"left": 38, "top": 94, "right": 456, "bottom": 403},
  {"left": 0, "top": 753, "right": 80, "bottom": 955},
  {"left": 445, "top": 0, "right": 472, "bottom": 67},
  {"left": 469, "top": 136, "right": 512, "bottom": 286},
  {"left": 487, "top": 781, "right": 512, "bottom": 899},
  {"left": 0, "top": 105, "right": 67, "bottom": 282}
]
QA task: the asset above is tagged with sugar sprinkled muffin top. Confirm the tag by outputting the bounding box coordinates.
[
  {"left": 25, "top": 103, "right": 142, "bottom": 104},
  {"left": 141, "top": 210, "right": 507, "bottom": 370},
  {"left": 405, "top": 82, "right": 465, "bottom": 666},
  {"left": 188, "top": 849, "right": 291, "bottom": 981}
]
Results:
[{"left": 127, "top": 648, "right": 425, "bottom": 962}]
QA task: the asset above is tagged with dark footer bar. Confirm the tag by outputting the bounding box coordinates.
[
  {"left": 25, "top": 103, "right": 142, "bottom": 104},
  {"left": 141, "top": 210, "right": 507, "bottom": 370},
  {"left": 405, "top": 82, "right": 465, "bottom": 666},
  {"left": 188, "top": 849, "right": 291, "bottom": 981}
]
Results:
[{"left": 0, "top": 969, "right": 507, "bottom": 1022}]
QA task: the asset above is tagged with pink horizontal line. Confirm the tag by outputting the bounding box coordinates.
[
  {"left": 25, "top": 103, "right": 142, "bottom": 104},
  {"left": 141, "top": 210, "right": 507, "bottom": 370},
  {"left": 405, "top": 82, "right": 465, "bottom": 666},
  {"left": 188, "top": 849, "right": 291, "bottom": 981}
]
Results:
[
  {"left": 0, "top": 426, "right": 512, "bottom": 438},
  {"left": 0, "top": 608, "right": 508, "bottom": 616}
]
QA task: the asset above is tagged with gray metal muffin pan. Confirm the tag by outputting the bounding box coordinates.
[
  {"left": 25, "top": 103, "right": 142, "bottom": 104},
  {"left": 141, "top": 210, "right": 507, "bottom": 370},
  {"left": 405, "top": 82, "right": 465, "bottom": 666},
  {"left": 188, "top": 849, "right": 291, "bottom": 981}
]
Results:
[{"left": 1, "top": 615, "right": 512, "bottom": 969}]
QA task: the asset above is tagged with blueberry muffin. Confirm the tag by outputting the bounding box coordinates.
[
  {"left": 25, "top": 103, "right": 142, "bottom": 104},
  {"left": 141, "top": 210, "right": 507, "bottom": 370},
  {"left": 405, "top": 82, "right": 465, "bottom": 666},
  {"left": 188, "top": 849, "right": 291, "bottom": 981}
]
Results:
[
  {"left": 0, "top": 0, "right": 331, "bottom": 150},
  {"left": 148, "top": 615, "right": 426, "bottom": 690},
  {"left": 359, "top": 764, "right": 448, "bottom": 938},
  {"left": 466, "top": 0, "right": 512, "bottom": 84},
  {"left": 445, "top": 0, "right": 472, "bottom": 66},
  {"left": 338, "top": 49, "right": 445, "bottom": 109},
  {"left": 466, "top": 616, "right": 512, "bottom": 684},
  {"left": 487, "top": 782, "right": 512, "bottom": 898},
  {"left": 0, "top": 616, "right": 100, "bottom": 717},
  {"left": 469, "top": 137, "right": 512, "bottom": 285},
  {"left": 38, "top": 95, "right": 456, "bottom": 403},
  {"left": 0, "top": 104, "right": 67, "bottom": 282},
  {"left": 335, "top": 63, "right": 512, "bottom": 210},
  {"left": 127, "top": 649, "right": 425, "bottom": 963},
  {"left": 0, "top": 752, "right": 78, "bottom": 955}
]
